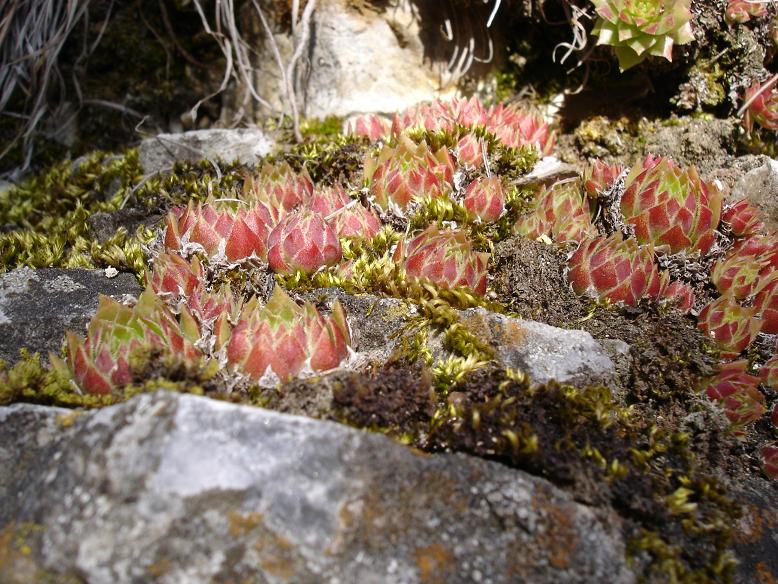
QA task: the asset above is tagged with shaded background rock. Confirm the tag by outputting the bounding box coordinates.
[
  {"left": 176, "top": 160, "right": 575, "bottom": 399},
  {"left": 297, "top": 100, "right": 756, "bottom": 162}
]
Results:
[
  {"left": 0, "top": 268, "right": 142, "bottom": 364},
  {"left": 138, "top": 129, "right": 275, "bottom": 175},
  {"left": 0, "top": 391, "right": 635, "bottom": 584}
]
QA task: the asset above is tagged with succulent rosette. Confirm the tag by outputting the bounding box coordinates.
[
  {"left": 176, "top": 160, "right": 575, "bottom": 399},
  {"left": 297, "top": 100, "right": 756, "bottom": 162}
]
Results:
[
  {"left": 761, "top": 443, "right": 778, "bottom": 479},
  {"left": 583, "top": 160, "right": 625, "bottom": 199},
  {"left": 567, "top": 234, "right": 662, "bottom": 306},
  {"left": 267, "top": 207, "right": 342, "bottom": 275},
  {"left": 310, "top": 186, "right": 351, "bottom": 218},
  {"left": 697, "top": 294, "right": 761, "bottom": 357},
  {"left": 345, "top": 114, "right": 391, "bottom": 141},
  {"left": 486, "top": 104, "right": 555, "bottom": 155},
  {"left": 364, "top": 135, "right": 455, "bottom": 211},
  {"left": 725, "top": 0, "right": 767, "bottom": 24},
  {"left": 754, "top": 275, "right": 778, "bottom": 334},
  {"left": 226, "top": 287, "right": 350, "bottom": 382},
  {"left": 514, "top": 182, "right": 595, "bottom": 243},
  {"left": 703, "top": 360, "right": 766, "bottom": 430},
  {"left": 463, "top": 175, "right": 506, "bottom": 223},
  {"left": 456, "top": 133, "right": 484, "bottom": 167},
  {"left": 712, "top": 245, "right": 774, "bottom": 300},
  {"left": 722, "top": 199, "right": 766, "bottom": 237},
  {"left": 51, "top": 290, "right": 201, "bottom": 395},
  {"left": 743, "top": 79, "right": 778, "bottom": 133},
  {"left": 761, "top": 355, "right": 778, "bottom": 388},
  {"left": 393, "top": 224, "right": 489, "bottom": 295},
  {"left": 659, "top": 278, "right": 695, "bottom": 314},
  {"left": 242, "top": 162, "right": 314, "bottom": 221},
  {"left": 164, "top": 201, "right": 272, "bottom": 262},
  {"left": 332, "top": 203, "right": 383, "bottom": 240},
  {"left": 620, "top": 155, "right": 723, "bottom": 254},
  {"left": 147, "top": 253, "right": 203, "bottom": 300},
  {"left": 591, "top": 0, "right": 695, "bottom": 71}
]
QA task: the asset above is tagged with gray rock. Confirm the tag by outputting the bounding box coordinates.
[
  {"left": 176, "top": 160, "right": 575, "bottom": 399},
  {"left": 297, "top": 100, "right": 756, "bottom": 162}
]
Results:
[
  {"left": 139, "top": 128, "right": 275, "bottom": 175},
  {"left": 0, "top": 391, "right": 634, "bottom": 584},
  {"left": 305, "top": 289, "right": 618, "bottom": 388},
  {"left": 641, "top": 117, "right": 737, "bottom": 178},
  {"left": 0, "top": 268, "right": 142, "bottom": 364},
  {"left": 455, "top": 308, "right": 617, "bottom": 387},
  {"left": 730, "top": 158, "right": 778, "bottom": 232}
]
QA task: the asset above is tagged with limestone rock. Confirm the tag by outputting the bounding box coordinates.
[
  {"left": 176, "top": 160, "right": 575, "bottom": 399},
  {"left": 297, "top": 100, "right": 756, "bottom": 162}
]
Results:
[
  {"left": 139, "top": 129, "right": 275, "bottom": 175},
  {"left": 730, "top": 158, "right": 778, "bottom": 233},
  {"left": 0, "top": 391, "right": 634, "bottom": 583},
  {"left": 0, "top": 268, "right": 142, "bottom": 364}
]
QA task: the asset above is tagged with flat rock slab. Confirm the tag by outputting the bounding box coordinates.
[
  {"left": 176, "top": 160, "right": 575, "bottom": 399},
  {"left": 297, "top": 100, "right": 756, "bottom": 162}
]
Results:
[
  {"left": 0, "top": 391, "right": 634, "bottom": 584},
  {"left": 458, "top": 308, "right": 617, "bottom": 387},
  {"left": 0, "top": 267, "right": 142, "bottom": 364},
  {"left": 139, "top": 129, "right": 275, "bottom": 175},
  {"left": 731, "top": 157, "right": 778, "bottom": 232}
]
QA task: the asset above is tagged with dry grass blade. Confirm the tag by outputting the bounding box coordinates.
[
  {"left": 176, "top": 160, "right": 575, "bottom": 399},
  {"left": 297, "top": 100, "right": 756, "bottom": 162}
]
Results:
[{"left": 0, "top": 0, "right": 92, "bottom": 176}]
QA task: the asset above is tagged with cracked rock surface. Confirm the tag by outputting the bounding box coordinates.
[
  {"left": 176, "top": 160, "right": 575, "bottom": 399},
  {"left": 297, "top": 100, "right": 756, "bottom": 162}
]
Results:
[
  {"left": 0, "top": 391, "right": 634, "bottom": 584},
  {"left": 0, "top": 267, "right": 141, "bottom": 364}
]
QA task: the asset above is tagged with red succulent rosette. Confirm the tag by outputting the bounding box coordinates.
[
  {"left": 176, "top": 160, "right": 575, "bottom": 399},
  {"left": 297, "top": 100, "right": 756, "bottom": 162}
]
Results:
[
  {"left": 267, "top": 207, "right": 342, "bottom": 275},
  {"left": 364, "top": 135, "right": 455, "bottom": 211},
  {"left": 697, "top": 294, "right": 761, "bottom": 357},
  {"left": 164, "top": 201, "right": 272, "bottom": 262},
  {"left": 567, "top": 234, "right": 662, "bottom": 306},
  {"left": 393, "top": 224, "right": 489, "bottom": 295},
  {"left": 703, "top": 360, "right": 766, "bottom": 431},
  {"left": 463, "top": 175, "right": 506, "bottom": 223},
  {"left": 620, "top": 155, "right": 723, "bottom": 254},
  {"left": 50, "top": 290, "right": 201, "bottom": 395},
  {"left": 722, "top": 199, "right": 766, "bottom": 237},
  {"left": 226, "top": 287, "right": 350, "bottom": 382}
]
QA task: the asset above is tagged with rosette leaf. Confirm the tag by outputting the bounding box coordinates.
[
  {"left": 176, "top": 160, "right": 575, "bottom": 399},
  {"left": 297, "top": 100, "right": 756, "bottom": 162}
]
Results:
[
  {"left": 456, "top": 133, "right": 484, "bottom": 167},
  {"left": 463, "top": 175, "right": 506, "bottom": 223},
  {"left": 620, "top": 155, "right": 723, "bottom": 254},
  {"left": 393, "top": 224, "right": 489, "bottom": 295},
  {"left": 567, "top": 234, "right": 662, "bottom": 306},
  {"left": 267, "top": 207, "right": 342, "bottom": 274},
  {"left": 591, "top": 0, "right": 694, "bottom": 71},
  {"left": 697, "top": 294, "right": 761, "bottom": 356}
]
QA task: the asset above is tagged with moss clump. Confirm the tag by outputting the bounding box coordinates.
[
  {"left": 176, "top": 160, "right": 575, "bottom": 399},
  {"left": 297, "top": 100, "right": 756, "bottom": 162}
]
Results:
[{"left": 0, "top": 150, "right": 147, "bottom": 275}]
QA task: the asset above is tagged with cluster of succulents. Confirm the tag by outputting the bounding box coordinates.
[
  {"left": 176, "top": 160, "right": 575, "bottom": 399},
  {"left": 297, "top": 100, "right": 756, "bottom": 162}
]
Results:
[
  {"left": 49, "top": 95, "right": 777, "bottom": 477},
  {"left": 742, "top": 78, "right": 778, "bottom": 134},
  {"left": 560, "top": 151, "right": 778, "bottom": 476},
  {"left": 348, "top": 96, "right": 554, "bottom": 156},
  {"left": 590, "top": 0, "right": 695, "bottom": 71}
]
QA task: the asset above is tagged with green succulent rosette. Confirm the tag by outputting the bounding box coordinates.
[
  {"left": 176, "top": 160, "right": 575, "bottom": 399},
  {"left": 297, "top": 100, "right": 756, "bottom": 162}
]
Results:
[{"left": 591, "top": 0, "right": 695, "bottom": 71}]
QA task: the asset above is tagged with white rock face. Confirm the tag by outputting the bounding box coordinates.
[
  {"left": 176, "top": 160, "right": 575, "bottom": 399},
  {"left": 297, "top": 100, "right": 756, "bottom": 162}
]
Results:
[
  {"left": 242, "top": 0, "right": 504, "bottom": 120},
  {"left": 0, "top": 392, "right": 634, "bottom": 584},
  {"left": 731, "top": 158, "right": 778, "bottom": 232}
]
